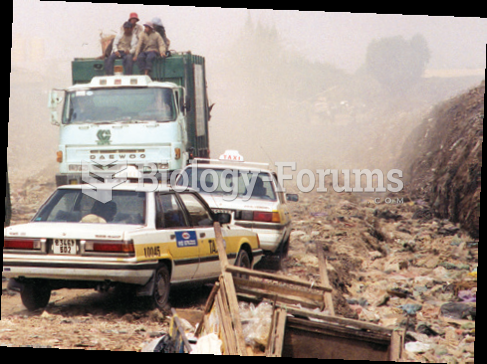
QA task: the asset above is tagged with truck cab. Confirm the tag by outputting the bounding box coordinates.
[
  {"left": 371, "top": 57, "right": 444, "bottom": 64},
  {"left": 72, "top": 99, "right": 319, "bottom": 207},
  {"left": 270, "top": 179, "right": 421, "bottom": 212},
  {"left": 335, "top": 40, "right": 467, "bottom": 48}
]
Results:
[{"left": 49, "top": 52, "right": 211, "bottom": 186}]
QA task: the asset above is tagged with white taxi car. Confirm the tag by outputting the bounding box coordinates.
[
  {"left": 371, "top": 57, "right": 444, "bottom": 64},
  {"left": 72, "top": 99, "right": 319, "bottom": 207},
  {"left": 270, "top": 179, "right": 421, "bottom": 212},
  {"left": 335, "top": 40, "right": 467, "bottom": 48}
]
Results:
[
  {"left": 3, "top": 183, "right": 262, "bottom": 311},
  {"left": 176, "top": 151, "right": 298, "bottom": 267}
]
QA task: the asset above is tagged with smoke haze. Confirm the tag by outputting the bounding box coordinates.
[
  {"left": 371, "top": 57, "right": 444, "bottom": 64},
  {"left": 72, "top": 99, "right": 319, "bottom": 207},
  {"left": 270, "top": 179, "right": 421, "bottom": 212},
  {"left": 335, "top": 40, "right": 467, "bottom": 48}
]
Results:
[{"left": 9, "top": 3, "right": 487, "bottom": 185}]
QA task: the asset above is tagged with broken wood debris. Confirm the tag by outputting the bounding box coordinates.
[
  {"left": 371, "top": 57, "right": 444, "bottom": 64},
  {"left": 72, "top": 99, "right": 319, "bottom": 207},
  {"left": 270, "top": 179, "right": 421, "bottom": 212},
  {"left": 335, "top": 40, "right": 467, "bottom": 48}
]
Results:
[{"left": 193, "top": 221, "right": 404, "bottom": 358}]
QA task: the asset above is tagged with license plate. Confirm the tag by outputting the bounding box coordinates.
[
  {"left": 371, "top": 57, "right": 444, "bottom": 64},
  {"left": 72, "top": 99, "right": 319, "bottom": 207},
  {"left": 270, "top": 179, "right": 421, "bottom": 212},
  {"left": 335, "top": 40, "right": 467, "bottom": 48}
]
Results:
[{"left": 52, "top": 239, "right": 77, "bottom": 255}]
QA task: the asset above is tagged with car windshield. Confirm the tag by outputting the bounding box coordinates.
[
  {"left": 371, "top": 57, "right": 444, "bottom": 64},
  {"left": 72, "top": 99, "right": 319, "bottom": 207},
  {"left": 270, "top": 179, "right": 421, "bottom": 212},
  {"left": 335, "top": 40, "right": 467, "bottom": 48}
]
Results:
[
  {"left": 177, "top": 167, "right": 277, "bottom": 201},
  {"left": 62, "top": 87, "right": 176, "bottom": 124},
  {"left": 33, "top": 189, "right": 146, "bottom": 225}
]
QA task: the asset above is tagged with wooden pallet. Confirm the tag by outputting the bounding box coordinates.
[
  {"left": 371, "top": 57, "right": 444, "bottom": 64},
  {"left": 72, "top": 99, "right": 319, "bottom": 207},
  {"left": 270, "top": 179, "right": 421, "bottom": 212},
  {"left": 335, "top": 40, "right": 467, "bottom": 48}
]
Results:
[
  {"left": 196, "top": 223, "right": 403, "bottom": 359},
  {"left": 194, "top": 223, "right": 335, "bottom": 355},
  {"left": 266, "top": 306, "right": 404, "bottom": 360}
]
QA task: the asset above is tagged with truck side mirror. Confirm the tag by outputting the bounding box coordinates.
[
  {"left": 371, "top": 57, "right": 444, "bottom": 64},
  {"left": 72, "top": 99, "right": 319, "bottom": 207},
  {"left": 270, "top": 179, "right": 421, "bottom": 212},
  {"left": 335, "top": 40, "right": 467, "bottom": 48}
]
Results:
[
  {"left": 48, "top": 91, "right": 63, "bottom": 126},
  {"left": 286, "top": 194, "right": 299, "bottom": 202},
  {"left": 183, "top": 95, "right": 191, "bottom": 113}
]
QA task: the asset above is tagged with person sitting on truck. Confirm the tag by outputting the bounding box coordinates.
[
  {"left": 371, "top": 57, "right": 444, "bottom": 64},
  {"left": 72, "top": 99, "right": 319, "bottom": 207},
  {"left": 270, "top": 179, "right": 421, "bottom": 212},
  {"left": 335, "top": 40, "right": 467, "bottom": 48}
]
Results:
[
  {"left": 133, "top": 21, "right": 167, "bottom": 76},
  {"left": 126, "top": 12, "right": 143, "bottom": 40},
  {"left": 105, "top": 21, "right": 137, "bottom": 75},
  {"left": 102, "top": 13, "right": 142, "bottom": 60},
  {"left": 151, "top": 17, "right": 171, "bottom": 53}
]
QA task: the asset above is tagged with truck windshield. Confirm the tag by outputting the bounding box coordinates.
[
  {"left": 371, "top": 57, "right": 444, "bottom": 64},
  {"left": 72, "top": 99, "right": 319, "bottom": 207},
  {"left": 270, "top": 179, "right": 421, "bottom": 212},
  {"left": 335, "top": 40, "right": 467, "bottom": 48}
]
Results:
[
  {"left": 62, "top": 87, "right": 176, "bottom": 124},
  {"left": 32, "top": 189, "right": 146, "bottom": 225}
]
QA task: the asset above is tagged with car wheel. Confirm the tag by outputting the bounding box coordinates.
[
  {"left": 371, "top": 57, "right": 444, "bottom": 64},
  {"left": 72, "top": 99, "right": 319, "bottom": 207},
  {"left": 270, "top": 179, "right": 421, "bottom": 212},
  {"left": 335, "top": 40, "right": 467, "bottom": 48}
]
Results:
[
  {"left": 21, "top": 283, "right": 51, "bottom": 311},
  {"left": 151, "top": 264, "right": 171, "bottom": 310},
  {"left": 276, "top": 238, "right": 290, "bottom": 267},
  {"left": 235, "top": 249, "right": 251, "bottom": 269},
  {"left": 233, "top": 249, "right": 251, "bottom": 280}
]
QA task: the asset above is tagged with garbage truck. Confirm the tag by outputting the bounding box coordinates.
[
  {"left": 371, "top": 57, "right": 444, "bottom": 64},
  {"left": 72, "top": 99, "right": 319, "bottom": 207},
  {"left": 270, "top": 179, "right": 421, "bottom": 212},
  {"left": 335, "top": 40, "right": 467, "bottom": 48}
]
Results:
[{"left": 49, "top": 52, "right": 212, "bottom": 186}]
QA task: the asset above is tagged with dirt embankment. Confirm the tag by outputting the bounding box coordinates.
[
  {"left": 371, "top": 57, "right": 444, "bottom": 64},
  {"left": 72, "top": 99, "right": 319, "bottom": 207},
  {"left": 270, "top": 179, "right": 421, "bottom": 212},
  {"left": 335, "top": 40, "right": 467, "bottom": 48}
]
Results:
[{"left": 400, "top": 81, "right": 484, "bottom": 239}]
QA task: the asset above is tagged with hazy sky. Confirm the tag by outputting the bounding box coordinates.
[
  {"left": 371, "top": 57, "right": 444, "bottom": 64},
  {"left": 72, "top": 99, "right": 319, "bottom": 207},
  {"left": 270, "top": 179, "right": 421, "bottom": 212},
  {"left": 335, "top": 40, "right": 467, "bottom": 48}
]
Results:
[{"left": 12, "top": 1, "right": 487, "bottom": 72}]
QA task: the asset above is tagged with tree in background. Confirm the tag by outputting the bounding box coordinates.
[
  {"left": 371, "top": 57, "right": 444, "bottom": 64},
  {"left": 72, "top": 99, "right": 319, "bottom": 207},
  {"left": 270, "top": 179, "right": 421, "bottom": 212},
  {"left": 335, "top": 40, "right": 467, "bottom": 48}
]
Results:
[
  {"left": 365, "top": 34, "right": 431, "bottom": 93},
  {"left": 221, "top": 14, "right": 347, "bottom": 116}
]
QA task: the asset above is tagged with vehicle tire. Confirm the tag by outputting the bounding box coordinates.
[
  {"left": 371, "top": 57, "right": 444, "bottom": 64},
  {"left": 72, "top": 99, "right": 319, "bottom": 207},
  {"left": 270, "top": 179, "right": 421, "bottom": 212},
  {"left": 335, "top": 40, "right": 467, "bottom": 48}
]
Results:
[
  {"left": 233, "top": 249, "right": 251, "bottom": 280},
  {"left": 151, "top": 264, "right": 171, "bottom": 311},
  {"left": 20, "top": 283, "right": 51, "bottom": 311},
  {"left": 235, "top": 249, "right": 251, "bottom": 269},
  {"left": 276, "top": 238, "right": 290, "bottom": 269}
]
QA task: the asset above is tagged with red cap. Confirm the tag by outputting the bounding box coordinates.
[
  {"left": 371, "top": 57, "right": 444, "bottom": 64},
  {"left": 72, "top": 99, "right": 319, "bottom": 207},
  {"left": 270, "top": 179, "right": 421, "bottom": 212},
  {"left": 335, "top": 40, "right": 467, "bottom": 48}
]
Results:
[{"left": 129, "top": 12, "right": 139, "bottom": 21}]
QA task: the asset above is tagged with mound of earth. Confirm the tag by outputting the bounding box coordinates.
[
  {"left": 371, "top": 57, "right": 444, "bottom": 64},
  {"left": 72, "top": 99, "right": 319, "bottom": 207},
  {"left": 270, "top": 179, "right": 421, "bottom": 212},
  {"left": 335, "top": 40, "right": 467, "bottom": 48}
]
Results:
[{"left": 400, "top": 81, "right": 484, "bottom": 239}]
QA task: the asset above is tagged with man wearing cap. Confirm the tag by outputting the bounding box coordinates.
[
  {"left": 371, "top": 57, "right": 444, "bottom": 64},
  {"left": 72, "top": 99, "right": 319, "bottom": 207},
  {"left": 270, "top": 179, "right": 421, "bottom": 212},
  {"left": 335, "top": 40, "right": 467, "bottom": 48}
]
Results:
[
  {"left": 133, "top": 21, "right": 167, "bottom": 75},
  {"left": 126, "top": 12, "right": 143, "bottom": 40},
  {"left": 105, "top": 21, "right": 137, "bottom": 75}
]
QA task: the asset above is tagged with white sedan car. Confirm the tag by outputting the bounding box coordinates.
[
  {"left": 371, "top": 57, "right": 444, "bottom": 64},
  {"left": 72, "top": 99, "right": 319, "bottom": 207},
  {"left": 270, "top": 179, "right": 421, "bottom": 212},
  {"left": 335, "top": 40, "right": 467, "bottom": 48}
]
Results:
[
  {"left": 176, "top": 151, "right": 298, "bottom": 267},
  {"left": 3, "top": 184, "right": 262, "bottom": 311}
]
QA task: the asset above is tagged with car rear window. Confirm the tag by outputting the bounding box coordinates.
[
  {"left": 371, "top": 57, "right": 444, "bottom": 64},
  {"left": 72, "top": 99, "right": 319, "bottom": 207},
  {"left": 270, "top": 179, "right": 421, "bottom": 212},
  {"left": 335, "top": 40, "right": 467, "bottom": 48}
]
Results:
[
  {"left": 33, "top": 189, "right": 146, "bottom": 225},
  {"left": 177, "top": 168, "right": 277, "bottom": 201}
]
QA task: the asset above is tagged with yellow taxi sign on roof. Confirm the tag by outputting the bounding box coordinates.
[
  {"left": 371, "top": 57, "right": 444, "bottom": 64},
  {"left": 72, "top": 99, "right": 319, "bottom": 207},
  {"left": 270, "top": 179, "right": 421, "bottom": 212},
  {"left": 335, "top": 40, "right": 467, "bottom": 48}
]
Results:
[{"left": 219, "top": 150, "right": 244, "bottom": 162}]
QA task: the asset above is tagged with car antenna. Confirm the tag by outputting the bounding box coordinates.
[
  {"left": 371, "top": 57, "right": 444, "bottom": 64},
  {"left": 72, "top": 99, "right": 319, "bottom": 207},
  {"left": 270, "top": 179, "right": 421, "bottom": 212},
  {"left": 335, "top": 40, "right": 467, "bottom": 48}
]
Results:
[{"left": 260, "top": 145, "right": 275, "bottom": 171}]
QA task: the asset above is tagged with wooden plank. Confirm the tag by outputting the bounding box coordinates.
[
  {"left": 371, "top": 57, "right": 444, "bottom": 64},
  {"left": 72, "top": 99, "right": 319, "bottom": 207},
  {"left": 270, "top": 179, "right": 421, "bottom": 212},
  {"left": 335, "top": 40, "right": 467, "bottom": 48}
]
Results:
[
  {"left": 195, "top": 282, "right": 220, "bottom": 337},
  {"left": 216, "top": 284, "right": 238, "bottom": 355},
  {"left": 214, "top": 221, "right": 229, "bottom": 269},
  {"left": 213, "top": 221, "right": 248, "bottom": 356},
  {"left": 266, "top": 308, "right": 287, "bottom": 357},
  {"left": 171, "top": 308, "right": 194, "bottom": 353},
  {"left": 390, "top": 329, "right": 404, "bottom": 361},
  {"left": 316, "top": 241, "right": 335, "bottom": 316},
  {"left": 226, "top": 265, "right": 332, "bottom": 293},
  {"left": 282, "top": 326, "right": 391, "bottom": 360},
  {"left": 286, "top": 317, "right": 392, "bottom": 345},
  {"left": 221, "top": 272, "right": 249, "bottom": 356},
  {"left": 235, "top": 286, "right": 324, "bottom": 311},
  {"left": 281, "top": 306, "right": 394, "bottom": 335},
  {"left": 233, "top": 277, "right": 325, "bottom": 304}
]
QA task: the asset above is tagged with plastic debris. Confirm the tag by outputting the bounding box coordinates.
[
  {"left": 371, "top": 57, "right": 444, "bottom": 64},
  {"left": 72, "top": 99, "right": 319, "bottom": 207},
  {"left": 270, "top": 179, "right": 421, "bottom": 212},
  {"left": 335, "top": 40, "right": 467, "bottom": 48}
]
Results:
[
  {"left": 405, "top": 341, "right": 432, "bottom": 353},
  {"left": 191, "top": 333, "right": 222, "bottom": 355}
]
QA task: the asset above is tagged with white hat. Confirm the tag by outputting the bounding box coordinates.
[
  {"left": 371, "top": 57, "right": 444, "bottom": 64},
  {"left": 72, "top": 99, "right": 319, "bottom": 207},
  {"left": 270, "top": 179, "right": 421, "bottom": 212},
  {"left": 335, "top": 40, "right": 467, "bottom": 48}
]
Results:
[{"left": 151, "top": 17, "right": 163, "bottom": 27}]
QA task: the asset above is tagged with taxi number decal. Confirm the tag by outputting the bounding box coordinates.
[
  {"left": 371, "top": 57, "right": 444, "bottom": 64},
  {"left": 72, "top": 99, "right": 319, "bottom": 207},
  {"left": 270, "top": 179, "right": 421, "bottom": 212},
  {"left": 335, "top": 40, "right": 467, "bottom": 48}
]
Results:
[
  {"left": 144, "top": 246, "right": 161, "bottom": 258},
  {"left": 176, "top": 231, "right": 198, "bottom": 248}
]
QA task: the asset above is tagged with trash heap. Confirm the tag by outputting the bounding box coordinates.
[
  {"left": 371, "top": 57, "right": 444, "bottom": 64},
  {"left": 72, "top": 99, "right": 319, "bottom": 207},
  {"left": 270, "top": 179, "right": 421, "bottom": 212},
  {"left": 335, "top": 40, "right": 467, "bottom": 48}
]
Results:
[
  {"left": 400, "top": 81, "right": 484, "bottom": 239},
  {"left": 285, "top": 189, "right": 477, "bottom": 362}
]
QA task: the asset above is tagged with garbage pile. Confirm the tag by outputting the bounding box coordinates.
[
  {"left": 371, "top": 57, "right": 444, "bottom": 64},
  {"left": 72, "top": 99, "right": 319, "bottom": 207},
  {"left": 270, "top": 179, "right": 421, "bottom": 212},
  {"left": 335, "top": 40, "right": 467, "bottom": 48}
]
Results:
[
  {"left": 400, "top": 81, "right": 484, "bottom": 239},
  {"left": 285, "top": 189, "right": 477, "bottom": 362}
]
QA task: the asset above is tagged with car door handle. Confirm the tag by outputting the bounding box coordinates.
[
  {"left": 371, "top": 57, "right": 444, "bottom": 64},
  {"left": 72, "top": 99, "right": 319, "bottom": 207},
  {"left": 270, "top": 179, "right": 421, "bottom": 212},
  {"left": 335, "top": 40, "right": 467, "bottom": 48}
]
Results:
[
  {"left": 170, "top": 234, "right": 176, "bottom": 240},
  {"left": 200, "top": 233, "right": 206, "bottom": 238}
]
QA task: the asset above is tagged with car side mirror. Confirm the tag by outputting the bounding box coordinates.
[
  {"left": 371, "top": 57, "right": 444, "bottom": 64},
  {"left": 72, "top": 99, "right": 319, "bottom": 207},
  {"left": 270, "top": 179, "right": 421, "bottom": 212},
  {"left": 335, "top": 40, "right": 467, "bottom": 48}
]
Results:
[
  {"left": 214, "top": 212, "right": 231, "bottom": 225},
  {"left": 286, "top": 194, "right": 299, "bottom": 202}
]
